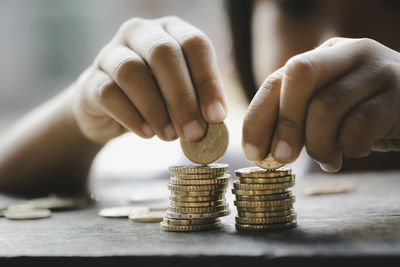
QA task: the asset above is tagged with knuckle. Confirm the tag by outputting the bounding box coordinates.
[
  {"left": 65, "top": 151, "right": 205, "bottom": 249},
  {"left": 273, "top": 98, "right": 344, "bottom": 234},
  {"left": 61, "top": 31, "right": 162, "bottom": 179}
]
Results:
[
  {"left": 285, "top": 55, "right": 315, "bottom": 80},
  {"left": 114, "top": 58, "right": 145, "bottom": 84},
  {"left": 148, "top": 40, "right": 181, "bottom": 62},
  {"left": 260, "top": 73, "right": 282, "bottom": 94},
  {"left": 181, "top": 32, "right": 212, "bottom": 53},
  {"left": 379, "top": 62, "right": 398, "bottom": 82}
]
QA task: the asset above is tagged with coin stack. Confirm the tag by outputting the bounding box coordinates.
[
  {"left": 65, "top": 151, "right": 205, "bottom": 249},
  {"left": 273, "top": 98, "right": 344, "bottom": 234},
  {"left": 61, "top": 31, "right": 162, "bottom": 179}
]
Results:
[
  {"left": 232, "top": 166, "right": 297, "bottom": 231},
  {"left": 161, "top": 164, "right": 231, "bottom": 232}
]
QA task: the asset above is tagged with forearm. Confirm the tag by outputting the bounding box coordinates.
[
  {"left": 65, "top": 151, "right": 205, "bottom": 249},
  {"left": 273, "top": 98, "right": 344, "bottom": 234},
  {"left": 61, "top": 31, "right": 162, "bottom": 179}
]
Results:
[{"left": 0, "top": 86, "right": 102, "bottom": 196}]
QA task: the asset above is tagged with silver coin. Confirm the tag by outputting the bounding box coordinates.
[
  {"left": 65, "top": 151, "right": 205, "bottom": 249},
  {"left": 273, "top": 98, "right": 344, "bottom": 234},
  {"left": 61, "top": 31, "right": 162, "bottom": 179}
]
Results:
[
  {"left": 98, "top": 206, "right": 149, "bottom": 218},
  {"left": 5, "top": 208, "right": 52, "bottom": 220}
]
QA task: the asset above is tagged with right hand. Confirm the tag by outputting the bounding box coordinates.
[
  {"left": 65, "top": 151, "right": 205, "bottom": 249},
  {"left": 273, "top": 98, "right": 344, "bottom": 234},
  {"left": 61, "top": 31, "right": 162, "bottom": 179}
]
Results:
[{"left": 72, "top": 16, "right": 227, "bottom": 144}]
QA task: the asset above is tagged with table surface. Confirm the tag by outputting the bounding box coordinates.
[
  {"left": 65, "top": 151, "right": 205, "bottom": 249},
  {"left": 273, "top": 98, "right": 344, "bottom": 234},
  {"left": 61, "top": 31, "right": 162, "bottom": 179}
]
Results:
[{"left": 1, "top": 169, "right": 400, "bottom": 266}]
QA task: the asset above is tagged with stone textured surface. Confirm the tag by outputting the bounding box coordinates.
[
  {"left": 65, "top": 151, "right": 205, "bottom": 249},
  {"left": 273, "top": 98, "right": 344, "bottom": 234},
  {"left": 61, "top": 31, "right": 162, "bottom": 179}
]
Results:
[{"left": 1, "top": 170, "right": 400, "bottom": 265}]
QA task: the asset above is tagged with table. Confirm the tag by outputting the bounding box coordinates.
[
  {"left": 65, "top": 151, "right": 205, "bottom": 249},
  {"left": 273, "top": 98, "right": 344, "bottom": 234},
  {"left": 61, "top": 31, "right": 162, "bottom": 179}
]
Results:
[{"left": 1, "top": 169, "right": 400, "bottom": 266}]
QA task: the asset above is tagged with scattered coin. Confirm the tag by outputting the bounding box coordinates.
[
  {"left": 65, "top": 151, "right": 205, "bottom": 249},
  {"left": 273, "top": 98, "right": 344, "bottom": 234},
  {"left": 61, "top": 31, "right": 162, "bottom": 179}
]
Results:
[
  {"left": 180, "top": 122, "right": 229, "bottom": 165},
  {"left": 98, "top": 206, "right": 149, "bottom": 218},
  {"left": 305, "top": 182, "right": 354, "bottom": 195},
  {"left": 8, "top": 195, "right": 92, "bottom": 211},
  {"left": 129, "top": 210, "right": 166, "bottom": 223},
  {"left": 4, "top": 208, "right": 52, "bottom": 220}
]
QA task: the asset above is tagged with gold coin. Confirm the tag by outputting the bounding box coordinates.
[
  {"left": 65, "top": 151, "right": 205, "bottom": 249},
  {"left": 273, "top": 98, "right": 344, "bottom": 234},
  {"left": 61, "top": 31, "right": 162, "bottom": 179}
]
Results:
[
  {"left": 238, "top": 208, "right": 295, "bottom": 218},
  {"left": 169, "top": 164, "right": 229, "bottom": 174},
  {"left": 235, "top": 213, "right": 297, "bottom": 225},
  {"left": 235, "top": 191, "right": 292, "bottom": 201},
  {"left": 235, "top": 220, "right": 297, "bottom": 231},
  {"left": 236, "top": 204, "right": 293, "bottom": 212},
  {"left": 170, "top": 199, "right": 226, "bottom": 207},
  {"left": 171, "top": 189, "right": 226, "bottom": 197},
  {"left": 4, "top": 208, "right": 52, "bottom": 220},
  {"left": 180, "top": 122, "right": 229, "bottom": 165},
  {"left": 168, "top": 183, "right": 228, "bottom": 192},
  {"left": 166, "top": 209, "right": 230, "bottom": 219},
  {"left": 232, "top": 188, "right": 287, "bottom": 196},
  {"left": 129, "top": 210, "right": 165, "bottom": 222},
  {"left": 168, "top": 204, "right": 229, "bottom": 214},
  {"left": 253, "top": 153, "right": 285, "bottom": 170},
  {"left": 98, "top": 206, "right": 149, "bottom": 218},
  {"left": 234, "top": 196, "right": 295, "bottom": 208},
  {"left": 233, "top": 180, "right": 295, "bottom": 191},
  {"left": 239, "top": 175, "right": 294, "bottom": 184},
  {"left": 173, "top": 172, "right": 225, "bottom": 179},
  {"left": 170, "top": 194, "right": 224, "bottom": 202},
  {"left": 304, "top": 182, "right": 354, "bottom": 196},
  {"left": 170, "top": 175, "right": 230, "bottom": 185},
  {"left": 235, "top": 166, "right": 291, "bottom": 178},
  {"left": 160, "top": 221, "right": 221, "bottom": 232},
  {"left": 162, "top": 217, "right": 218, "bottom": 226}
]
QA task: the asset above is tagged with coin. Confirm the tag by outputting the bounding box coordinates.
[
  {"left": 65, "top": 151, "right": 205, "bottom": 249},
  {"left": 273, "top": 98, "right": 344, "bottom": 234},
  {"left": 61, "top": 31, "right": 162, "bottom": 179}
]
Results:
[
  {"left": 235, "top": 191, "right": 292, "bottom": 201},
  {"left": 168, "top": 204, "right": 229, "bottom": 214},
  {"left": 169, "top": 175, "right": 230, "bottom": 185},
  {"left": 253, "top": 153, "right": 285, "bottom": 170},
  {"left": 129, "top": 210, "right": 165, "bottom": 222},
  {"left": 98, "top": 206, "right": 149, "bottom": 218},
  {"left": 235, "top": 220, "right": 297, "bottom": 231},
  {"left": 180, "top": 122, "right": 229, "bottom": 165},
  {"left": 235, "top": 213, "right": 297, "bottom": 225},
  {"left": 232, "top": 188, "right": 288, "bottom": 196},
  {"left": 171, "top": 189, "right": 226, "bottom": 197},
  {"left": 236, "top": 204, "right": 293, "bottom": 212},
  {"left": 168, "top": 183, "right": 228, "bottom": 192},
  {"left": 239, "top": 175, "right": 294, "bottom": 184},
  {"left": 166, "top": 209, "right": 230, "bottom": 219},
  {"left": 237, "top": 208, "right": 295, "bottom": 218},
  {"left": 8, "top": 195, "right": 92, "bottom": 211},
  {"left": 160, "top": 221, "right": 221, "bottom": 232},
  {"left": 4, "top": 208, "right": 52, "bottom": 220},
  {"left": 162, "top": 217, "right": 218, "bottom": 226},
  {"left": 173, "top": 172, "right": 224, "bottom": 179},
  {"left": 169, "top": 194, "right": 224, "bottom": 202},
  {"left": 170, "top": 199, "right": 226, "bottom": 207},
  {"left": 234, "top": 197, "right": 295, "bottom": 208},
  {"left": 304, "top": 182, "right": 354, "bottom": 196},
  {"left": 233, "top": 180, "right": 295, "bottom": 191},
  {"left": 169, "top": 164, "right": 229, "bottom": 175},
  {"left": 235, "top": 166, "right": 292, "bottom": 178}
]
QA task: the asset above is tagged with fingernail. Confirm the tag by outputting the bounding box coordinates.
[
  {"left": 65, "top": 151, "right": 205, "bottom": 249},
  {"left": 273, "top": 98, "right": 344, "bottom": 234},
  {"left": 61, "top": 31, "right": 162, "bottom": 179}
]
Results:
[
  {"left": 163, "top": 124, "right": 177, "bottom": 140},
  {"left": 273, "top": 140, "right": 292, "bottom": 163},
  {"left": 142, "top": 123, "right": 154, "bottom": 137},
  {"left": 183, "top": 120, "right": 204, "bottom": 141},
  {"left": 244, "top": 143, "right": 260, "bottom": 161},
  {"left": 206, "top": 101, "right": 226, "bottom": 122},
  {"left": 320, "top": 163, "right": 337, "bottom": 173}
]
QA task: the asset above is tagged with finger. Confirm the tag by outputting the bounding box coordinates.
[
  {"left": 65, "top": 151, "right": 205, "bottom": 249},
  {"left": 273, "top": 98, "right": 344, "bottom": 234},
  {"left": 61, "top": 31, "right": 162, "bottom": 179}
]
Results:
[
  {"left": 123, "top": 19, "right": 206, "bottom": 141},
  {"left": 242, "top": 68, "right": 284, "bottom": 161},
  {"left": 271, "top": 38, "right": 371, "bottom": 164},
  {"left": 161, "top": 16, "right": 227, "bottom": 123},
  {"left": 305, "top": 63, "right": 390, "bottom": 170},
  {"left": 340, "top": 89, "right": 400, "bottom": 157},
  {"left": 98, "top": 44, "right": 176, "bottom": 141},
  {"left": 84, "top": 68, "right": 154, "bottom": 141}
]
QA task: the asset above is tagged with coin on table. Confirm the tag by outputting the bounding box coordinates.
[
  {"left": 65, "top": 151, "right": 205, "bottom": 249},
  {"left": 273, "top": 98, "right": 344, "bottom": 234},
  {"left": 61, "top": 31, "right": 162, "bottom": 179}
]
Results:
[
  {"left": 4, "top": 208, "right": 52, "bottom": 220},
  {"left": 235, "top": 213, "right": 297, "bottom": 225},
  {"left": 8, "top": 195, "right": 92, "bottom": 211},
  {"left": 180, "top": 122, "right": 229, "bottom": 165},
  {"left": 160, "top": 221, "right": 221, "bottom": 232},
  {"left": 253, "top": 153, "right": 285, "bottom": 170},
  {"left": 304, "top": 181, "right": 354, "bottom": 196},
  {"left": 235, "top": 166, "right": 292, "bottom": 178},
  {"left": 98, "top": 206, "right": 149, "bottom": 218},
  {"left": 169, "top": 163, "right": 229, "bottom": 175},
  {"left": 235, "top": 220, "right": 297, "bottom": 231},
  {"left": 129, "top": 210, "right": 166, "bottom": 222}
]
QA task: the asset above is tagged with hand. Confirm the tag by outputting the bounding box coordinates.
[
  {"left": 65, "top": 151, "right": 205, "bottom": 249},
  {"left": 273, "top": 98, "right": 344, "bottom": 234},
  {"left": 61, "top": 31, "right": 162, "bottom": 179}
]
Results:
[
  {"left": 72, "top": 16, "right": 227, "bottom": 144},
  {"left": 243, "top": 37, "right": 400, "bottom": 172}
]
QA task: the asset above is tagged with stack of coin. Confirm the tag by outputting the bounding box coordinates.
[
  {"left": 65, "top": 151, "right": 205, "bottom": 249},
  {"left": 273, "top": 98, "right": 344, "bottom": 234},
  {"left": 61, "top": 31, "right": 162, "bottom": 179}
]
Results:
[
  {"left": 232, "top": 166, "right": 297, "bottom": 231},
  {"left": 161, "top": 164, "right": 231, "bottom": 232}
]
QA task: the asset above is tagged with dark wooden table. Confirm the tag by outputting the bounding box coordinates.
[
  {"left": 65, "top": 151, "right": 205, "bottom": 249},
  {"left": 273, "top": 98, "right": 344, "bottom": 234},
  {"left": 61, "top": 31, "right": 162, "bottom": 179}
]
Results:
[{"left": 1, "top": 169, "right": 400, "bottom": 266}]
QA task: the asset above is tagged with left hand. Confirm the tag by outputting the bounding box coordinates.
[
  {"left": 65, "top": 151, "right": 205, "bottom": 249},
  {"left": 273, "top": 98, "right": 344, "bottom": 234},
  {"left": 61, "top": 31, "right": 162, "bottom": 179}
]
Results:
[{"left": 242, "top": 37, "right": 400, "bottom": 172}]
